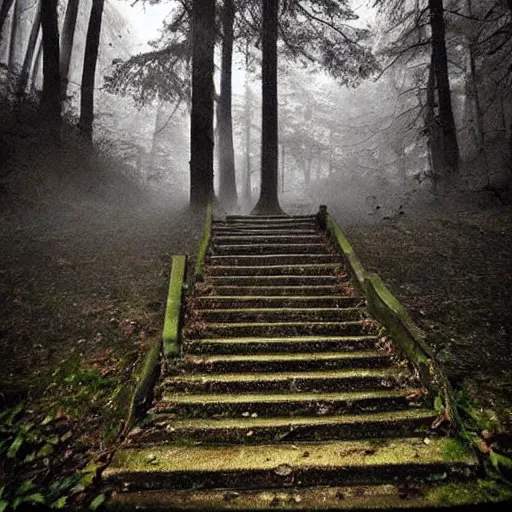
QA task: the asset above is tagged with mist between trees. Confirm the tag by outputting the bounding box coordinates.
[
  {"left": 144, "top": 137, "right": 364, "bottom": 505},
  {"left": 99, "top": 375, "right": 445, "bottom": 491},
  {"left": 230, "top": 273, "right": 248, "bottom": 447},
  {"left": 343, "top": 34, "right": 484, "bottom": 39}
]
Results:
[{"left": 0, "top": 0, "right": 511, "bottom": 214}]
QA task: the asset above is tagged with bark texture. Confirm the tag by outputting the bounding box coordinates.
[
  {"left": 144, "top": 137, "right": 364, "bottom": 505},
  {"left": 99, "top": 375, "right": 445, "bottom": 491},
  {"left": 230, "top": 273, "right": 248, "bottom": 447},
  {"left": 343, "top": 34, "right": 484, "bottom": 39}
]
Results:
[{"left": 190, "top": 0, "right": 215, "bottom": 208}]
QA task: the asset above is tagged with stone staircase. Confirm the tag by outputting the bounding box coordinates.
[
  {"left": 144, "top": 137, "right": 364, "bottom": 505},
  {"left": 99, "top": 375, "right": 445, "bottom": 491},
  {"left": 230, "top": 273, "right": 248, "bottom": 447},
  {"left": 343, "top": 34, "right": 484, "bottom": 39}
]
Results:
[{"left": 104, "top": 215, "right": 479, "bottom": 510}]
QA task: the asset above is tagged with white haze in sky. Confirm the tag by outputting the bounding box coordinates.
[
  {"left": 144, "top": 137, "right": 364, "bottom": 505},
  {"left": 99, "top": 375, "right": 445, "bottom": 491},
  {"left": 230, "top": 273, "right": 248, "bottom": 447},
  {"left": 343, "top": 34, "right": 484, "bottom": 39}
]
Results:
[
  {"left": 110, "top": 0, "right": 375, "bottom": 92},
  {"left": 112, "top": 0, "right": 375, "bottom": 49}
]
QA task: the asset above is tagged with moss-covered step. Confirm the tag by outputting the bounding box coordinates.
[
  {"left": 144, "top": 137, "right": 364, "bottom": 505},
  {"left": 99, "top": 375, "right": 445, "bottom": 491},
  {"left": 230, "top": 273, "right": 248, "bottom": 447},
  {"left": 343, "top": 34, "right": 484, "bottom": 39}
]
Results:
[
  {"left": 129, "top": 409, "right": 438, "bottom": 445},
  {"left": 212, "top": 235, "right": 322, "bottom": 245},
  {"left": 212, "top": 243, "right": 330, "bottom": 255},
  {"left": 185, "top": 321, "right": 370, "bottom": 339},
  {"left": 193, "top": 307, "right": 365, "bottom": 323},
  {"left": 206, "top": 275, "right": 343, "bottom": 287},
  {"left": 184, "top": 335, "right": 380, "bottom": 354},
  {"left": 206, "top": 263, "right": 342, "bottom": 277},
  {"left": 208, "top": 254, "right": 341, "bottom": 266},
  {"left": 153, "top": 389, "right": 427, "bottom": 417},
  {"left": 103, "top": 437, "right": 477, "bottom": 492},
  {"left": 106, "top": 480, "right": 512, "bottom": 511},
  {"left": 161, "top": 368, "right": 400, "bottom": 394},
  {"left": 181, "top": 351, "right": 393, "bottom": 374},
  {"left": 191, "top": 296, "right": 363, "bottom": 309}
]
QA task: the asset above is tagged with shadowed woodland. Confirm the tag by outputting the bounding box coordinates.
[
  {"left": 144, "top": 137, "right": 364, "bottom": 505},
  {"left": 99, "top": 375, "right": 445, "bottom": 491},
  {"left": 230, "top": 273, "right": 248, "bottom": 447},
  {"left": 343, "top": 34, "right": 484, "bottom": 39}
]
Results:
[{"left": 0, "top": 0, "right": 512, "bottom": 509}]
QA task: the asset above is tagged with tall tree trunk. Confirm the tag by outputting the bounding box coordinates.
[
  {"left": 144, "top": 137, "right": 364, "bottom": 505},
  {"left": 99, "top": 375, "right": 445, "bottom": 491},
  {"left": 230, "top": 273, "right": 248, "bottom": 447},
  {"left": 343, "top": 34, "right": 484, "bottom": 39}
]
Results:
[
  {"left": 8, "top": 0, "right": 22, "bottom": 75},
  {"left": 30, "top": 30, "right": 42, "bottom": 92},
  {"left": 280, "top": 143, "right": 285, "bottom": 193},
  {"left": 79, "top": 0, "right": 105, "bottom": 141},
  {"left": 305, "top": 151, "right": 312, "bottom": 185},
  {"left": 466, "top": 0, "right": 490, "bottom": 184},
  {"left": 0, "top": 0, "right": 14, "bottom": 45},
  {"left": 190, "top": 0, "right": 215, "bottom": 207},
  {"left": 328, "top": 129, "right": 334, "bottom": 176},
  {"left": 149, "top": 99, "right": 165, "bottom": 179},
  {"left": 218, "top": 0, "right": 237, "bottom": 209},
  {"left": 251, "top": 0, "right": 284, "bottom": 215},
  {"left": 429, "top": 0, "right": 460, "bottom": 189},
  {"left": 60, "top": 0, "right": 80, "bottom": 100},
  {"left": 16, "top": 0, "right": 41, "bottom": 98},
  {"left": 40, "top": 0, "right": 61, "bottom": 129},
  {"left": 425, "top": 53, "right": 443, "bottom": 194},
  {"left": 316, "top": 148, "right": 322, "bottom": 180}
]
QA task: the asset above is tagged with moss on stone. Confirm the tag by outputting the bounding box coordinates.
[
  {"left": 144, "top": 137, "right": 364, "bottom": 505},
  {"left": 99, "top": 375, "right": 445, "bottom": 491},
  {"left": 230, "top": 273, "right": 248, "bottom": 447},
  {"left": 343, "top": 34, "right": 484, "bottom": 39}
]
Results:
[
  {"left": 194, "top": 202, "right": 213, "bottom": 280},
  {"left": 427, "top": 479, "right": 512, "bottom": 506},
  {"left": 163, "top": 255, "right": 187, "bottom": 359}
]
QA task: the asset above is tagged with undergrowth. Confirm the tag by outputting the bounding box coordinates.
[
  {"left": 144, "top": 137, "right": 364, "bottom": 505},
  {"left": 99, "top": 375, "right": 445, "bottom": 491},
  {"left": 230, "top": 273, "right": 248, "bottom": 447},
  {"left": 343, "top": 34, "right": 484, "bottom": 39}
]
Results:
[{"left": 0, "top": 404, "right": 105, "bottom": 511}]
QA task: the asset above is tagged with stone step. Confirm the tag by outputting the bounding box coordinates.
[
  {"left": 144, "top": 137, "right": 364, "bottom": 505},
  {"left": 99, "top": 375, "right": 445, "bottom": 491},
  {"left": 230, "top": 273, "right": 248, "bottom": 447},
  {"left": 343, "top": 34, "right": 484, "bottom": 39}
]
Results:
[
  {"left": 205, "top": 275, "right": 345, "bottom": 287},
  {"left": 206, "top": 263, "right": 342, "bottom": 277},
  {"left": 104, "top": 437, "right": 476, "bottom": 492},
  {"left": 184, "top": 335, "right": 379, "bottom": 355},
  {"left": 219, "top": 218, "right": 317, "bottom": 226},
  {"left": 128, "top": 409, "right": 438, "bottom": 445},
  {"left": 108, "top": 481, "right": 489, "bottom": 511},
  {"left": 208, "top": 254, "right": 341, "bottom": 266},
  {"left": 213, "top": 221, "right": 318, "bottom": 230},
  {"left": 225, "top": 215, "right": 317, "bottom": 222},
  {"left": 205, "top": 285, "right": 352, "bottom": 297},
  {"left": 212, "top": 235, "right": 323, "bottom": 245},
  {"left": 162, "top": 368, "right": 400, "bottom": 394},
  {"left": 192, "top": 307, "right": 364, "bottom": 323},
  {"left": 212, "top": 228, "right": 319, "bottom": 236},
  {"left": 185, "top": 321, "right": 370, "bottom": 339},
  {"left": 191, "top": 296, "right": 362, "bottom": 309},
  {"left": 181, "top": 351, "right": 392, "bottom": 374},
  {"left": 154, "top": 389, "right": 426, "bottom": 417},
  {"left": 212, "top": 244, "right": 330, "bottom": 255}
]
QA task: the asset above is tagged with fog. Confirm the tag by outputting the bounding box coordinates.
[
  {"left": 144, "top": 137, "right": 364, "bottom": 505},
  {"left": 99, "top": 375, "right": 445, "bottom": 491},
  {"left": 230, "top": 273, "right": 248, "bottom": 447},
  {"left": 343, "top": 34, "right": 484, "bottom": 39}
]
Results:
[{"left": 1, "top": 0, "right": 510, "bottom": 224}]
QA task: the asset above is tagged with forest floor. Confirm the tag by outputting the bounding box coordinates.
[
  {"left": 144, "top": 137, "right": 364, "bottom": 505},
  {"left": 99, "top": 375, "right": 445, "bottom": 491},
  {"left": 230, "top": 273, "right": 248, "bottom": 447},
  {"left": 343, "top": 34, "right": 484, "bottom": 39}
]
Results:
[
  {"left": 0, "top": 193, "right": 205, "bottom": 507},
  {"left": 0, "top": 188, "right": 511, "bottom": 506}
]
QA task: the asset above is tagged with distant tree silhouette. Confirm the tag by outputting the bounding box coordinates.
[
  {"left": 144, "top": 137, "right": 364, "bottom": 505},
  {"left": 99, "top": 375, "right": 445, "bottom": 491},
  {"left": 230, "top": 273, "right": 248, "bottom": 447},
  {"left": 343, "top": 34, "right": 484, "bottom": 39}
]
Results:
[
  {"left": 16, "top": 0, "right": 41, "bottom": 98},
  {"left": 218, "top": 0, "right": 238, "bottom": 210},
  {"left": 60, "top": 0, "right": 80, "bottom": 100},
  {"left": 0, "top": 0, "right": 15, "bottom": 46}
]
